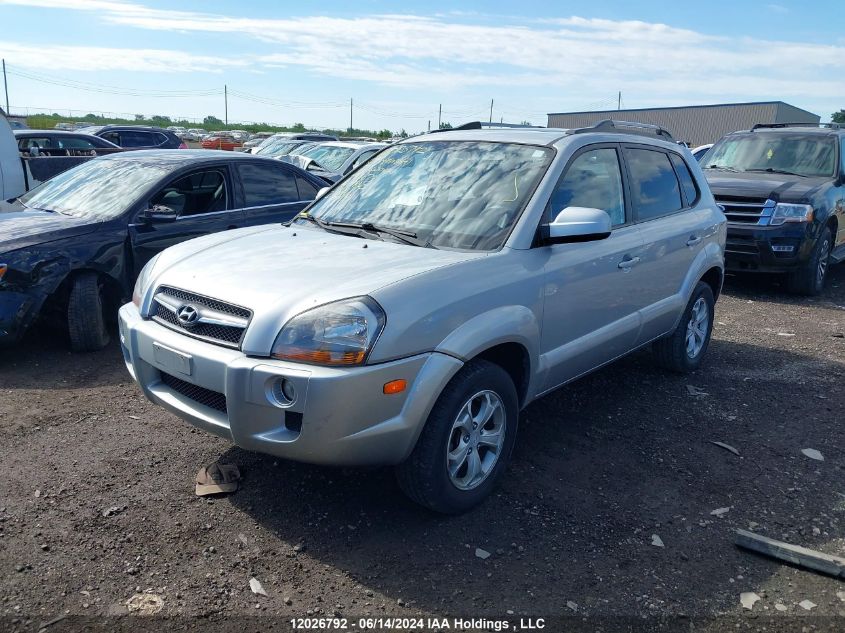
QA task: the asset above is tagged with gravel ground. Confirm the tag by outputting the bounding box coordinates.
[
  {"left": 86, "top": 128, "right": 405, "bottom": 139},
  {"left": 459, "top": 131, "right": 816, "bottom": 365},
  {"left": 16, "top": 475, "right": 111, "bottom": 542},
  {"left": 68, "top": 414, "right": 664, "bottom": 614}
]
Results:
[{"left": 0, "top": 267, "right": 844, "bottom": 631}]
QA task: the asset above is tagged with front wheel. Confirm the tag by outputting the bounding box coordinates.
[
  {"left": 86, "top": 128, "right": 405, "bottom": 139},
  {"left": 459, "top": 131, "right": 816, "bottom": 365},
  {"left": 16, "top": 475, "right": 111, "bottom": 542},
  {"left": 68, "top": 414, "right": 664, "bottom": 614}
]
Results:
[
  {"left": 395, "top": 359, "right": 518, "bottom": 514},
  {"left": 67, "top": 273, "right": 110, "bottom": 352},
  {"left": 786, "top": 227, "right": 832, "bottom": 296},
  {"left": 652, "top": 281, "right": 715, "bottom": 373}
]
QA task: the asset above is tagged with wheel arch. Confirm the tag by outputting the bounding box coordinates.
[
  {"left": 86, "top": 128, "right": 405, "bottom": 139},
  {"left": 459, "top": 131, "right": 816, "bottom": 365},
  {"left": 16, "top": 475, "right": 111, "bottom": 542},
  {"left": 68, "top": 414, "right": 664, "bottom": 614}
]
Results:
[{"left": 434, "top": 305, "right": 540, "bottom": 408}]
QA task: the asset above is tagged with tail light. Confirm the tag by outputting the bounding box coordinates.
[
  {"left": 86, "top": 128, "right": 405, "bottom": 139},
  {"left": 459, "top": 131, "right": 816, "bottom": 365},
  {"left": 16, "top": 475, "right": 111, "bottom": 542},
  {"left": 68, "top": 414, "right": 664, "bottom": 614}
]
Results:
[{"left": 178, "top": 142, "right": 188, "bottom": 149}]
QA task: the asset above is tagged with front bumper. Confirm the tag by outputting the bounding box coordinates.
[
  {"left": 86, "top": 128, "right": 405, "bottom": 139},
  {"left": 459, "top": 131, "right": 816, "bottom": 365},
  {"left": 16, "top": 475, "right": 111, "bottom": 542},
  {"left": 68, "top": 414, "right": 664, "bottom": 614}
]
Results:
[
  {"left": 0, "top": 290, "right": 38, "bottom": 347},
  {"left": 118, "top": 303, "right": 463, "bottom": 466},
  {"left": 725, "top": 223, "right": 813, "bottom": 273}
]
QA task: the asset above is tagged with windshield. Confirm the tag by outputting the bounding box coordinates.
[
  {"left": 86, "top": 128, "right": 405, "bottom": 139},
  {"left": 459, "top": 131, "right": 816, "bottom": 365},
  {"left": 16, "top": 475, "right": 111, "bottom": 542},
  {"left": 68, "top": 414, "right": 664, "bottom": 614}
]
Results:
[
  {"left": 299, "top": 145, "right": 356, "bottom": 172},
  {"left": 298, "top": 141, "right": 554, "bottom": 251},
  {"left": 704, "top": 133, "right": 837, "bottom": 177},
  {"left": 19, "top": 158, "right": 167, "bottom": 219},
  {"left": 255, "top": 140, "right": 305, "bottom": 157}
]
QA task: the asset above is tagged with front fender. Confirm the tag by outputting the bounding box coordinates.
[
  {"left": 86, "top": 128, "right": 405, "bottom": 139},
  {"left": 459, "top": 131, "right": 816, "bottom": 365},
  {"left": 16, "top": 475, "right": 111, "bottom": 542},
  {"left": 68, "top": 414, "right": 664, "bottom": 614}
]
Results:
[{"left": 434, "top": 304, "right": 540, "bottom": 392}]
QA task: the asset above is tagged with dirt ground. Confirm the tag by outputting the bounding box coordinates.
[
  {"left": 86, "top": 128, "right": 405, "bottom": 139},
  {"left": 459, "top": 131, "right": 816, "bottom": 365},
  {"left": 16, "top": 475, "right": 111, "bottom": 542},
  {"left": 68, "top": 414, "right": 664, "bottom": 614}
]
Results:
[{"left": 1, "top": 267, "right": 844, "bottom": 631}]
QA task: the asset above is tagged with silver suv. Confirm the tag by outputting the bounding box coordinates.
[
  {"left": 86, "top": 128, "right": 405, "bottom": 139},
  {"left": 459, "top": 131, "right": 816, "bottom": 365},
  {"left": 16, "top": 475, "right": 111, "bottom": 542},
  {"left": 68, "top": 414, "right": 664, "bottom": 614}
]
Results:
[{"left": 120, "top": 121, "right": 726, "bottom": 513}]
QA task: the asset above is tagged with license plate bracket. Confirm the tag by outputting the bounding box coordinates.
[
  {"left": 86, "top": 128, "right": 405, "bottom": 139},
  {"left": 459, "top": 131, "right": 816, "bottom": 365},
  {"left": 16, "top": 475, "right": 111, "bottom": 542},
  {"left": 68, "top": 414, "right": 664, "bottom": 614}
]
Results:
[{"left": 153, "top": 342, "right": 193, "bottom": 376}]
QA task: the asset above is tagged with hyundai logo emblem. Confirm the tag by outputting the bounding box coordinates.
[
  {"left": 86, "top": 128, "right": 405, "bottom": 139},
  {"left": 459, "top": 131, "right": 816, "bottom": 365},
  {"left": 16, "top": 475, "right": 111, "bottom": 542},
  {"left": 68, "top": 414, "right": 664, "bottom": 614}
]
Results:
[{"left": 176, "top": 304, "right": 200, "bottom": 327}]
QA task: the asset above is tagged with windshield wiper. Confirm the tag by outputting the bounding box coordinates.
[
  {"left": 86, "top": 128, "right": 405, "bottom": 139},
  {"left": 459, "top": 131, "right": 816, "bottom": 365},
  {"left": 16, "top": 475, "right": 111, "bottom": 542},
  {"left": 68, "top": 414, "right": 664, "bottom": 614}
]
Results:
[
  {"left": 744, "top": 168, "right": 807, "bottom": 177},
  {"left": 327, "top": 221, "right": 434, "bottom": 248},
  {"left": 705, "top": 164, "right": 741, "bottom": 172}
]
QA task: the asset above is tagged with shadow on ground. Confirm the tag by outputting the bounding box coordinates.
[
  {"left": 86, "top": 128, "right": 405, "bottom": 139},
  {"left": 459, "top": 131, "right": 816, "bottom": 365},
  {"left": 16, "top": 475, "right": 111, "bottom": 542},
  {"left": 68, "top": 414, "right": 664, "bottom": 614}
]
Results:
[{"left": 225, "top": 337, "right": 845, "bottom": 615}]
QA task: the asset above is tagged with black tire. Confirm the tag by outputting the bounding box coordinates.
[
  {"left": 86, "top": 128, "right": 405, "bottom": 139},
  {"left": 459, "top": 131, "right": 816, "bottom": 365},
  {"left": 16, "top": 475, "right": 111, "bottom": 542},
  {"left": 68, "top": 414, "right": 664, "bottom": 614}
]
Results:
[
  {"left": 653, "top": 281, "right": 715, "bottom": 373},
  {"left": 786, "top": 227, "right": 832, "bottom": 296},
  {"left": 67, "top": 273, "right": 110, "bottom": 352},
  {"left": 395, "top": 359, "right": 518, "bottom": 514}
]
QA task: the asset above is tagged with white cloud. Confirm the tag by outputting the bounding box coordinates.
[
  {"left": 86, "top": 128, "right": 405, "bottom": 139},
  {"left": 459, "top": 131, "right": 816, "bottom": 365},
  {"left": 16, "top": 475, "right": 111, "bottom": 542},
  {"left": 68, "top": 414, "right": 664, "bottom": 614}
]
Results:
[
  {"left": 0, "top": 0, "right": 842, "bottom": 122},
  {"left": 0, "top": 41, "right": 246, "bottom": 73}
]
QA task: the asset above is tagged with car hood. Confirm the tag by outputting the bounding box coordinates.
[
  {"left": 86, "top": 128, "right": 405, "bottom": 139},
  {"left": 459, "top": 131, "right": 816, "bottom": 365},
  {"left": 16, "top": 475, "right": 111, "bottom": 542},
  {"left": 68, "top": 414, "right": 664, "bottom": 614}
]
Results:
[
  {"left": 0, "top": 201, "right": 98, "bottom": 253},
  {"left": 704, "top": 170, "right": 829, "bottom": 202},
  {"left": 146, "top": 224, "right": 483, "bottom": 354}
]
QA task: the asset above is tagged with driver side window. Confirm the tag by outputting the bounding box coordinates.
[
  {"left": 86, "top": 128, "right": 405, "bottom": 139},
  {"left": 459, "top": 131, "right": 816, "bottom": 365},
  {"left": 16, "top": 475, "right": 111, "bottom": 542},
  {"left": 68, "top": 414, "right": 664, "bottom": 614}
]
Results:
[
  {"left": 549, "top": 147, "right": 626, "bottom": 227},
  {"left": 150, "top": 169, "right": 228, "bottom": 217}
]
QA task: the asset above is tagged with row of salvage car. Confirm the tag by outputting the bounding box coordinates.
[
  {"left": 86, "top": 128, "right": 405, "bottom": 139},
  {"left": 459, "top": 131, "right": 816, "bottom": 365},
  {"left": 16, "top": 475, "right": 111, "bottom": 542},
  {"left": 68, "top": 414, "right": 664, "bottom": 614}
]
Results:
[{"left": 2, "top": 111, "right": 844, "bottom": 513}]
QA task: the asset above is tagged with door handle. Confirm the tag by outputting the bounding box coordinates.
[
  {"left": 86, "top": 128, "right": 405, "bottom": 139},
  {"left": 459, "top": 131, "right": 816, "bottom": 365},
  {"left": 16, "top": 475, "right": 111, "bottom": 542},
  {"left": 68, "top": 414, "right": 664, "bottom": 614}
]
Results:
[
  {"left": 686, "top": 235, "right": 702, "bottom": 247},
  {"left": 617, "top": 256, "right": 641, "bottom": 270}
]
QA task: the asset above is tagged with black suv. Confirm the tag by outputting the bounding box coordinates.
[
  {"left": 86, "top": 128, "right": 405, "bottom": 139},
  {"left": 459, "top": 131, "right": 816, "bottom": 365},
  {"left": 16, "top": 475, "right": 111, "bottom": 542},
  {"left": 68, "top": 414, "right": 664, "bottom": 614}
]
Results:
[
  {"left": 702, "top": 123, "right": 845, "bottom": 294},
  {"left": 80, "top": 125, "right": 186, "bottom": 149}
]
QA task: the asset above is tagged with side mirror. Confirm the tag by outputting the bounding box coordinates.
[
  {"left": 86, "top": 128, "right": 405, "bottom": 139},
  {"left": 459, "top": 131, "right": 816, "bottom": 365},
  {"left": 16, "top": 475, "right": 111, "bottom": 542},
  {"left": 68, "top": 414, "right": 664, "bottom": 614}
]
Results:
[
  {"left": 144, "top": 205, "right": 178, "bottom": 223},
  {"left": 543, "top": 207, "right": 612, "bottom": 244},
  {"left": 315, "top": 187, "right": 330, "bottom": 201}
]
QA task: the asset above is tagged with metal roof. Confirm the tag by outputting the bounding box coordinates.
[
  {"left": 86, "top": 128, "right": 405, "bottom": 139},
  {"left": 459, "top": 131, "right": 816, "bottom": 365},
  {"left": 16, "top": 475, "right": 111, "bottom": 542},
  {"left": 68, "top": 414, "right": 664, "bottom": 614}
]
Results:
[{"left": 548, "top": 100, "right": 818, "bottom": 118}]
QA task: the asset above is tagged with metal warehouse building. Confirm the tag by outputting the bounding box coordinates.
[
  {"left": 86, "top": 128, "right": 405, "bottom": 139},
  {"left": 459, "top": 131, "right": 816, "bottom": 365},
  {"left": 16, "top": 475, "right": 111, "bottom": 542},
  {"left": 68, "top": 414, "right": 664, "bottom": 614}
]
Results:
[{"left": 547, "top": 101, "right": 819, "bottom": 146}]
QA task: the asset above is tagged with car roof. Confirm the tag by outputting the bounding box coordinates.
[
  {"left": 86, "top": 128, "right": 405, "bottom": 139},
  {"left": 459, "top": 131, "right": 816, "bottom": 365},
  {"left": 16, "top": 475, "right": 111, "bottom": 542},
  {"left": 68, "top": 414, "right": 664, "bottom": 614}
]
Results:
[
  {"left": 408, "top": 126, "right": 691, "bottom": 151},
  {"left": 91, "top": 125, "right": 172, "bottom": 133},
  {"left": 730, "top": 126, "right": 843, "bottom": 137},
  {"left": 14, "top": 129, "right": 102, "bottom": 137},
  {"left": 94, "top": 148, "right": 327, "bottom": 167},
  {"left": 312, "top": 141, "right": 386, "bottom": 150}
]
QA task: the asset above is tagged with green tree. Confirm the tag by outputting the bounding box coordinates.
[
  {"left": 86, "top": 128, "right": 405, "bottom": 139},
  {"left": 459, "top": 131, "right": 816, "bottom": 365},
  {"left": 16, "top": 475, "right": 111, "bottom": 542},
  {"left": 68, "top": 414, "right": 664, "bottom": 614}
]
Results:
[
  {"left": 832, "top": 110, "right": 845, "bottom": 124},
  {"left": 135, "top": 114, "right": 144, "bottom": 121},
  {"left": 203, "top": 115, "right": 223, "bottom": 126},
  {"left": 291, "top": 122, "right": 306, "bottom": 132},
  {"left": 150, "top": 115, "right": 172, "bottom": 125},
  {"left": 439, "top": 121, "right": 453, "bottom": 130}
]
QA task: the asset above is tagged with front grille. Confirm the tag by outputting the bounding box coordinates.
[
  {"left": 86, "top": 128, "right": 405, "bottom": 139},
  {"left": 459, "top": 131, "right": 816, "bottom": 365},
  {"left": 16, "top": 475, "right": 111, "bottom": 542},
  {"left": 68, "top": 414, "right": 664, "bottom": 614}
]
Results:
[
  {"left": 717, "top": 197, "right": 774, "bottom": 225},
  {"left": 160, "top": 371, "right": 227, "bottom": 413},
  {"left": 151, "top": 286, "right": 251, "bottom": 349}
]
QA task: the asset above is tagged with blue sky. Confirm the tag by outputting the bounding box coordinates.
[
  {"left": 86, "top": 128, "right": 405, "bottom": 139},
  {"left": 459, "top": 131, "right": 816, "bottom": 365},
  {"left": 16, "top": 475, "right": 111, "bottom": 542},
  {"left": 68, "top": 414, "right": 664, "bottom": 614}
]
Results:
[{"left": 0, "top": 0, "right": 843, "bottom": 133}]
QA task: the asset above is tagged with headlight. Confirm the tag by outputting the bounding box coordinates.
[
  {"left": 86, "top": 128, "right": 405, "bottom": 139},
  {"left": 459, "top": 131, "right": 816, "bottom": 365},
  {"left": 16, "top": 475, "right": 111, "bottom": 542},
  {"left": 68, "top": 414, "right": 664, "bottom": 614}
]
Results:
[
  {"left": 770, "top": 203, "right": 813, "bottom": 226},
  {"left": 271, "top": 297, "right": 386, "bottom": 366},
  {"left": 132, "top": 255, "right": 160, "bottom": 307}
]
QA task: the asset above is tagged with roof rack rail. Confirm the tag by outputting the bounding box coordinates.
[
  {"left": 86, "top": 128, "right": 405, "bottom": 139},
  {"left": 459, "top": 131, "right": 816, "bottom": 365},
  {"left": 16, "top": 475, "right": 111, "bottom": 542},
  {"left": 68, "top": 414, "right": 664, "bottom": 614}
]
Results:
[
  {"left": 751, "top": 122, "right": 841, "bottom": 130},
  {"left": 566, "top": 119, "right": 674, "bottom": 141}
]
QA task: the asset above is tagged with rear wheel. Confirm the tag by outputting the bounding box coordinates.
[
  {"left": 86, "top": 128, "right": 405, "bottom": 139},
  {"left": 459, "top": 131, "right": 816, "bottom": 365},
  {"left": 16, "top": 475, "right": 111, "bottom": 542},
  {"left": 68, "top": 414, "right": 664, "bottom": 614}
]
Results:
[
  {"left": 395, "top": 359, "right": 518, "bottom": 514},
  {"left": 786, "top": 227, "right": 832, "bottom": 296},
  {"left": 653, "top": 281, "right": 715, "bottom": 373},
  {"left": 67, "top": 273, "right": 110, "bottom": 352}
]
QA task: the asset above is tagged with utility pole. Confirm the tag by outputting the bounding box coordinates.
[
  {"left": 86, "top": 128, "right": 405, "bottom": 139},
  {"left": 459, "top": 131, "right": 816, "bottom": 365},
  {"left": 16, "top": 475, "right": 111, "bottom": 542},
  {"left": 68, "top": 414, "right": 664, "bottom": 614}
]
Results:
[
  {"left": 438, "top": 104, "right": 441, "bottom": 129},
  {"left": 489, "top": 99, "right": 493, "bottom": 123},
  {"left": 349, "top": 98, "right": 353, "bottom": 133},
  {"left": 427, "top": 120, "right": 430, "bottom": 133},
  {"left": 2, "top": 59, "right": 9, "bottom": 115},
  {"left": 224, "top": 84, "right": 228, "bottom": 125},
  {"left": 617, "top": 91, "right": 621, "bottom": 111}
]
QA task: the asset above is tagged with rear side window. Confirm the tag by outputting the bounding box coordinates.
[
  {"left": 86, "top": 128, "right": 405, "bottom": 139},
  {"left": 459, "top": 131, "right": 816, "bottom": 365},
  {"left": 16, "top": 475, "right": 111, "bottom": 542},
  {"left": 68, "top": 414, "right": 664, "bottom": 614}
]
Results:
[
  {"left": 120, "top": 131, "right": 157, "bottom": 147},
  {"left": 626, "top": 148, "right": 682, "bottom": 221},
  {"left": 237, "top": 163, "right": 300, "bottom": 207},
  {"left": 550, "top": 147, "right": 626, "bottom": 226},
  {"left": 296, "top": 175, "right": 319, "bottom": 200},
  {"left": 669, "top": 153, "right": 699, "bottom": 206}
]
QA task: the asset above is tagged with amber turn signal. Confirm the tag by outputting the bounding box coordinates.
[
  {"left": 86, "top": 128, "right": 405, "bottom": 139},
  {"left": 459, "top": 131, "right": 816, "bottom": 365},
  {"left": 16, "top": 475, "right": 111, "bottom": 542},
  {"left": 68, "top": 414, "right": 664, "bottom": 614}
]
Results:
[{"left": 383, "top": 379, "right": 407, "bottom": 395}]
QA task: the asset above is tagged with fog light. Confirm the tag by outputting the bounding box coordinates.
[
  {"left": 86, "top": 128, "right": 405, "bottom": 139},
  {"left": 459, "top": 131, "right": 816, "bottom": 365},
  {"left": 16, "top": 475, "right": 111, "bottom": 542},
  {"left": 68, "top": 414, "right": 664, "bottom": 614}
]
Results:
[
  {"left": 772, "top": 245, "right": 795, "bottom": 252},
  {"left": 270, "top": 378, "right": 297, "bottom": 406}
]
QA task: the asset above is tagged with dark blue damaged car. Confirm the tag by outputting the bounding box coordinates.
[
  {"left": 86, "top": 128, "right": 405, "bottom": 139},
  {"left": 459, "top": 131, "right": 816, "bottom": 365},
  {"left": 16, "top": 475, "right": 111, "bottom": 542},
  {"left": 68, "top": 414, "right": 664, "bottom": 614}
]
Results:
[{"left": 1, "top": 150, "right": 327, "bottom": 351}]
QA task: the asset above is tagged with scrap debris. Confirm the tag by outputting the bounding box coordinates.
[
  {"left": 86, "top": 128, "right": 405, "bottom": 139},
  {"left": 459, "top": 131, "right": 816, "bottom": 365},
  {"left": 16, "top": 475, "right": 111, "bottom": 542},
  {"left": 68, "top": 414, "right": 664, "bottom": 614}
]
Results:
[
  {"left": 799, "top": 599, "right": 817, "bottom": 611},
  {"left": 475, "top": 548, "right": 491, "bottom": 560},
  {"left": 740, "top": 592, "right": 760, "bottom": 610},
  {"left": 710, "top": 441, "right": 740, "bottom": 456},
  {"left": 126, "top": 593, "right": 163, "bottom": 615},
  {"left": 710, "top": 507, "right": 730, "bottom": 518},
  {"left": 195, "top": 463, "right": 241, "bottom": 496},
  {"left": 651, "top": 534, "right": 664, "bottom": 548},
  {"left": 801, "top": 448, "right": 824, "bottom": 461},
  {"left": 249, "top": 577, "right": 268, "bottom": 597},
  {"left": 735, "top": 529, "right": 845, "bottom": 579}
]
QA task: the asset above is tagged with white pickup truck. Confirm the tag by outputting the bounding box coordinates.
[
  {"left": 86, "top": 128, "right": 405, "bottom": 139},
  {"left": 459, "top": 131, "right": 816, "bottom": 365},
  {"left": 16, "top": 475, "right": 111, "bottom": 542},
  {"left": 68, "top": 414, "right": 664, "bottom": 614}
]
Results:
[{"left": 1, "top": 109, "right": 100, "bottom": 200}]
